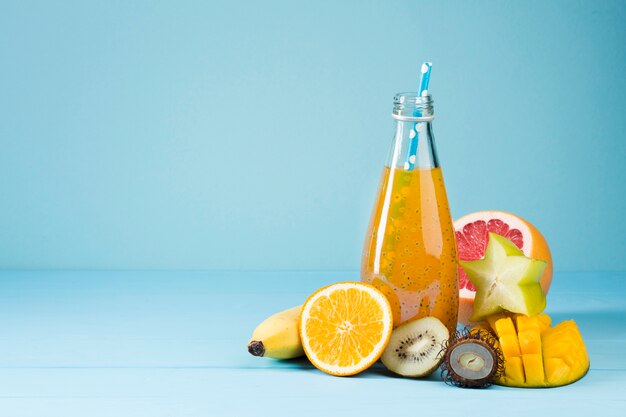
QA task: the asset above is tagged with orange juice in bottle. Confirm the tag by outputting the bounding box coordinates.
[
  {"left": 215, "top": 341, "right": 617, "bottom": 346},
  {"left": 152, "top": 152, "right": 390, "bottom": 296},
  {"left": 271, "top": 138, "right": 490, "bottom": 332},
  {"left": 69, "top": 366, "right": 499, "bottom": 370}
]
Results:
[{"left": 361, "top": 93, "right": 458, "bottom": 334}]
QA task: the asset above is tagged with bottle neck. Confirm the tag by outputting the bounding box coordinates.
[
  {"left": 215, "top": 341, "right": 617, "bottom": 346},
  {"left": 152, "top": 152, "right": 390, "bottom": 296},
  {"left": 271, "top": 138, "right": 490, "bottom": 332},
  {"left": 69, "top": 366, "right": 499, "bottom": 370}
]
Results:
[
  {"left": 387, "top": 93, "right": 439, "bottom": 170},
  {"left": 387, "top": 120, "right": 439, "bottom": 170}
]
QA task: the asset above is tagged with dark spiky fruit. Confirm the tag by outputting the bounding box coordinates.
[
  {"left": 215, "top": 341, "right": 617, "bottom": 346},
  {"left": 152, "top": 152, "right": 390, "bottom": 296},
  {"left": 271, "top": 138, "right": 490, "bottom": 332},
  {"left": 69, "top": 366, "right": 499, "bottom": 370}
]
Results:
[{"left": 441, "top": 328, "right": 504, "bottom": 388}]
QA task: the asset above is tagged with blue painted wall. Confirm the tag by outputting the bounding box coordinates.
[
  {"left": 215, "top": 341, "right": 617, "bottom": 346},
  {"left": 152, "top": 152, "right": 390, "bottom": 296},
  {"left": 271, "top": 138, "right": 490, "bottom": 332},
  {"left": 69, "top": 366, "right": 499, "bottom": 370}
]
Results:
[{"left": 1, "top": 1, "right": 624, "bottom": 271}]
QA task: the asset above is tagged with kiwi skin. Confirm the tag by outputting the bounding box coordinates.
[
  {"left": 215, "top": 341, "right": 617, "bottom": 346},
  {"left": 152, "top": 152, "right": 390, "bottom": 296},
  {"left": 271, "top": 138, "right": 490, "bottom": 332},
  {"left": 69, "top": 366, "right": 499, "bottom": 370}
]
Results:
[
  {"left": 381, "top": 317, "right": 450, "bottom": 377},
  {"left": 441, "top": 329, "right": 504, "bottom": 389}
]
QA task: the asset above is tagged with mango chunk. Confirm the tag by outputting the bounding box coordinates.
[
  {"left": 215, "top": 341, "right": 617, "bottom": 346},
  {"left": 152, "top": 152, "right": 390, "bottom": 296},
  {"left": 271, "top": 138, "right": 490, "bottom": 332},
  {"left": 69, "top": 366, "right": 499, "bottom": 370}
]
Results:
[
  {"left": 500, "top": 356, "right": 525, "bottom": 385},
  {"left": 542, "top": 322, "right": 581, "bottom": 346},
  {"left": 536, "top": 313, "right": 552, "bottom": 331},
  {"left": 492, "top": 316, "right": 517, "bottom": 337},
  {"left": 522, "top": 354, "right": 545, "bottom": 386},
  {"left": 542, "top": 341, "right": 573, "bottom": 362},
  {"left": 518, "top": 329, "right": 542, "bottom": 355},
  {"left": 499, "top": 334, "right": 521, "bottom": 358},
  {"left": 544, "top": 357, "right": 571, "bottom": 385},
  {"left": 515, "top": 315, "right": 540, "bottom": 332},
  {"left": 486, "top": 312, "right": 511, "bottom": 332},
  {"left": 515, "top": 314, "right": 551, "bottom": 334}
]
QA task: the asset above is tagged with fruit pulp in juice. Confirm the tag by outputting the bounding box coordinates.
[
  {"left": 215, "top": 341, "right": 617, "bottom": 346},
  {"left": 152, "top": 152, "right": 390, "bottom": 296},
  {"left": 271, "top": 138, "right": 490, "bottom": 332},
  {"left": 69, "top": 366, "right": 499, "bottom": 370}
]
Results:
[{"left": 361, "top": 166, "right": 458, "bottom": 333}]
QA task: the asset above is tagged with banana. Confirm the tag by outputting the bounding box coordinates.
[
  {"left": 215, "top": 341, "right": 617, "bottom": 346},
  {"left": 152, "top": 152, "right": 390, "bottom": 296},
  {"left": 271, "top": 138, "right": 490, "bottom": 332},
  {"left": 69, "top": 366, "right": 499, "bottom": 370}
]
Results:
[{"left": 247, "top": 305, "right": 304, "bottom": 359}]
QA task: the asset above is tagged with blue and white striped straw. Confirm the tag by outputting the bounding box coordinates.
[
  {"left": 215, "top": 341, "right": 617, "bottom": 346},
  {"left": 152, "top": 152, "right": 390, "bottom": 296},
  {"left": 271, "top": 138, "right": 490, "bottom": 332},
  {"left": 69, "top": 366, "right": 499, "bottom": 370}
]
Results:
[{"left": 404, "top": 62, "right": 432, "bottom": 170}]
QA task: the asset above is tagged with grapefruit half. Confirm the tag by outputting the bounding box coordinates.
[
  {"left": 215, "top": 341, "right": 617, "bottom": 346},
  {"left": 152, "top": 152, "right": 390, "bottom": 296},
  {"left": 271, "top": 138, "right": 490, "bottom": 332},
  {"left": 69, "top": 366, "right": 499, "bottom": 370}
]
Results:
[{"left": 454, "top": 211, "right": 553, "bottom": 325}]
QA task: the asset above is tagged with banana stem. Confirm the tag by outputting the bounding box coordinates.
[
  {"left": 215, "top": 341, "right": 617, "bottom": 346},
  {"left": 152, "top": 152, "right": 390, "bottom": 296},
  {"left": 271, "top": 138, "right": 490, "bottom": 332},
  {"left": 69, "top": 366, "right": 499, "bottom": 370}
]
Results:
[{"left": 248, "top": 341, "right": 265, "bottom": 357}]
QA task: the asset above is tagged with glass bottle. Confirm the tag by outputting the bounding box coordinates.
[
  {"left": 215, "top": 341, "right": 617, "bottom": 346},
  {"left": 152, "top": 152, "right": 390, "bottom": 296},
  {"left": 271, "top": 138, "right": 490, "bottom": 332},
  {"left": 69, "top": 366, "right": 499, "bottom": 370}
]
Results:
[{"left": 361, "top": 93, "right": 458, "bottom": 334}]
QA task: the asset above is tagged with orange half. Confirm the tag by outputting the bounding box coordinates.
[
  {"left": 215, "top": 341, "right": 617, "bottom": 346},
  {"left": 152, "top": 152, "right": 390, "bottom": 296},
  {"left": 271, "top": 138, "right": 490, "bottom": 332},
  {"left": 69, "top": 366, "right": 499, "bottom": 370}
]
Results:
[{"left": 299, "top": 282, "right": 393, "bottom": 376}]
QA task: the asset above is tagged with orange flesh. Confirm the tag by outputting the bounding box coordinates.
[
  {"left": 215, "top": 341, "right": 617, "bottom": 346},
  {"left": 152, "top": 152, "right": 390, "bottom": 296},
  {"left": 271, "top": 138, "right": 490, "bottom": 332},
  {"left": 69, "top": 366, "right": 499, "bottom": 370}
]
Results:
[
  {"left": 361, "top": 166, "right": 458, "bottom": 333},
  {"left": 304, "top": 287, "right": 387, "bottom": 368},
  {"left": 300, "top": 283, "right": 393, "bottom": 376}
]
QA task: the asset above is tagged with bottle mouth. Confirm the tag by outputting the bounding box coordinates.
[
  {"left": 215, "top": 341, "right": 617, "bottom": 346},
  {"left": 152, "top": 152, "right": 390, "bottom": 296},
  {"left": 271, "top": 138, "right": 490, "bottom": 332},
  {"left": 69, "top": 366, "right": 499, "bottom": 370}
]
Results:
[{"left": 392, "top": 92, "right": 434, "bottom": 121}]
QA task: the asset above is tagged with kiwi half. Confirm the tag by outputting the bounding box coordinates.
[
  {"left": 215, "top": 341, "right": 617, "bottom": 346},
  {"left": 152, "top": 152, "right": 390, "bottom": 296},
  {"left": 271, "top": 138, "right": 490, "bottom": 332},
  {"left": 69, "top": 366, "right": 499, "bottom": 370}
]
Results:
[
  {"left": 380, "top": 317, "right": 450, "bottom": 377},
  {"left": 441, "top": 329, "right": 504, "bottom": 388}
]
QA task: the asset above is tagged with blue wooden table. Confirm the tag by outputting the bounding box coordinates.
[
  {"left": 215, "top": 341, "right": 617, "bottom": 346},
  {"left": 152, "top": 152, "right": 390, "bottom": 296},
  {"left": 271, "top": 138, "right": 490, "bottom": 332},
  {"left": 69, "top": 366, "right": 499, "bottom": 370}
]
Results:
[{"left": 0, "top": 271, "right": 624, "bottom": 416}]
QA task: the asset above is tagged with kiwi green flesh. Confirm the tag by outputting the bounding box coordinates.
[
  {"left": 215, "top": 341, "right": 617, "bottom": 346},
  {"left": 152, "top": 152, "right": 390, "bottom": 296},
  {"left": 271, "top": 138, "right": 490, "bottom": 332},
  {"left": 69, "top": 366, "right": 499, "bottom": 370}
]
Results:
[{"left": 381, "top": 317, "right": 449, "bottom": 377}]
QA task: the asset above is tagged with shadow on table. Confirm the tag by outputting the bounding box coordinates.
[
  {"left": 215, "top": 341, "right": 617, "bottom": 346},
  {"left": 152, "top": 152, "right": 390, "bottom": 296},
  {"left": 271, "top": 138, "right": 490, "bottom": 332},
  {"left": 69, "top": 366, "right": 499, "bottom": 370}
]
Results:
[
  {"left": 355, "top": 361, "right": 446, "bottom": 382},
  {"left": 279, "top": 356, "right": 316, "bottom": 370},
  {"left": 276, "top": 358, "right": 444, "bottom": 381}
]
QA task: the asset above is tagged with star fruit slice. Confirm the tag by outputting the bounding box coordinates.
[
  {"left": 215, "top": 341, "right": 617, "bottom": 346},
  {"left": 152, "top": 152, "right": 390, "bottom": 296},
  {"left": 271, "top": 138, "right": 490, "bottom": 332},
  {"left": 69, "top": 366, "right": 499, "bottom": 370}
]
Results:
[{"left": 460, "top": 233, "right": 547, "bottom": 322}]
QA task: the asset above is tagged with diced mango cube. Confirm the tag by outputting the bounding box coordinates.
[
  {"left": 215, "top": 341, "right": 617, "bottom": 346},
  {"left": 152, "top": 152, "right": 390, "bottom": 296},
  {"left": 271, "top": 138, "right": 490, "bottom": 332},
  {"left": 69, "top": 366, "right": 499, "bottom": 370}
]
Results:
[
  {"left": 492, "top": 316, "right": 517, "bottom": 337},
  {"left": 542, "top": 323, "right": 579, "bottom": 345},
  {"left": 499, "top": 333, "right": 522, "bottom": 358},
  {"left": 518, "top": 329, "right": 542, "bottom": 355},
  {"left": 536, "top": 313, "right": 552, "bottom": 331},
  {"left": 544, "top": 357, "right": 571, "bottom": 385},
  {"left": 543, "top": 341, "right": 572, "bottom": 361},
  {"left": 502, "top": 356, "right": 525, "bottom": 385},
  {"left": 515, "top": 315, "right": 539, "bottom": 332},
  {"left": 522, "top": 354, "right": 545, "bottom": 386},
  {"left": 486, "top": 313, "right": 510, "bottom": 333}
]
